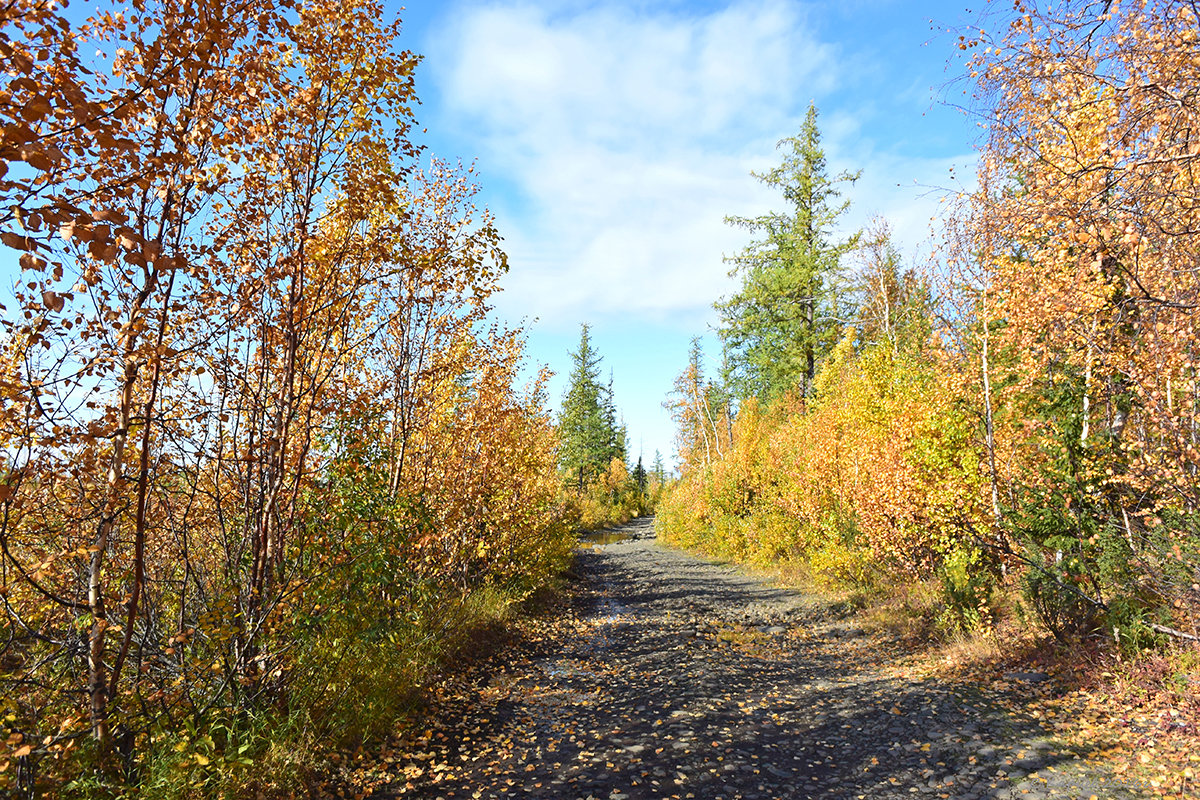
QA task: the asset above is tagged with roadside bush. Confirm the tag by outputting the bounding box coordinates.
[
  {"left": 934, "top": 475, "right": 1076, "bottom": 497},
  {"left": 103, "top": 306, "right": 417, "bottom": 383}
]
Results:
[
  {"left": 662, "top": 331, "right": 988, "bottom": 599},
  {"left": 937, "top": 546, "right": 996, "bottom": 635}
]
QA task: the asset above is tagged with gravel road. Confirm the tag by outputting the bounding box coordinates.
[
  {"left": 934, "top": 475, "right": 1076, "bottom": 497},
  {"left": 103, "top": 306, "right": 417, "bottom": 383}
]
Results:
[{"left": 373, "top": 517, "right": 1143, "bottom": 799}]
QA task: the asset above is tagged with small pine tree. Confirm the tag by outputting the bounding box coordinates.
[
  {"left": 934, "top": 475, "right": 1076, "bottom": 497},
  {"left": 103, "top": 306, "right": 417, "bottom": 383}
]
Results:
[
  {"left": 558, "top": 324, "right": 626, "bottom": 488},
  {"left": 633, "top": 455, "right": 647, "bottom": 492},
  {"left": 601, "top": 372, "right": 628, "bottom": 466}
]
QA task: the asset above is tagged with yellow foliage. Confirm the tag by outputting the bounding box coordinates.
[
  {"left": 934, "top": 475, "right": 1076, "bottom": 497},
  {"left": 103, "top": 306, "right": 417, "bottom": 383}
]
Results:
[{"left": 660, "top": 331, "right": 990, "bottom": 591}]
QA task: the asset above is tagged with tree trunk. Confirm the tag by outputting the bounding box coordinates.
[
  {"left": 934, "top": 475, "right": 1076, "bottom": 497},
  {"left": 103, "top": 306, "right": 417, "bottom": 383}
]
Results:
[{"left": 981, "top": 296, "right": 1002, "bottom": 528}]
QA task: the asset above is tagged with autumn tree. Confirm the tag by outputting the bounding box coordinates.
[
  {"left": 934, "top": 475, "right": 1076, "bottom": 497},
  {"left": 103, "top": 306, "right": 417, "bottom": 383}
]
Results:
[
  {"left": 664, "top": 337, "right": 731, "bottom": 473},
  {"left": 854, "top": 218, "right": 932, "bottom": 353},
  {"left": 719, "top": 102, "right": 861, "bottom": 402},
  {"left": 0, "top": 0, "right": 298, "bottom": 756},
  {"left": 0, "top": 0, "right": 571, "bottom": 792},
  {"left": 964, "top": 0, "right": 1200, "bottom": 640}
]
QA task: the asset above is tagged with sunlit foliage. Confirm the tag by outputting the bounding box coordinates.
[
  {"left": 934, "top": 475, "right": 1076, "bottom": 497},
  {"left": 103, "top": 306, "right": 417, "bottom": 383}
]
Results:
[
  {"left": 0, "top": 1, "right": 571, "bottom": 794},
  {"left": 664, "top": 0, "right": 1200, "bottom": 649}
]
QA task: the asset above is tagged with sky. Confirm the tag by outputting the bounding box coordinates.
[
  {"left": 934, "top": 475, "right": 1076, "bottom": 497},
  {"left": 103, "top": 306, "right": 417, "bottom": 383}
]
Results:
[{"left": 398, "top": 0, "right": 986, "bottom": 466}]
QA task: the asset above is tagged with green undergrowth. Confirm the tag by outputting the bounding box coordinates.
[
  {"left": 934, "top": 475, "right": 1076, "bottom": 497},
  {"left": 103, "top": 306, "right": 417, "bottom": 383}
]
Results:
[
  {"left": 94, "top": 505, "right": 605, "bottom": 800},
  {"left": 70, "top": 576, "right": 567, "bottom": 800}
]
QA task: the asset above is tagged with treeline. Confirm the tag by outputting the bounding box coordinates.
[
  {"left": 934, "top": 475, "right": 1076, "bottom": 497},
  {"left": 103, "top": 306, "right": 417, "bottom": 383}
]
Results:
[
  {"left": 661, "top": 0, "right": 1200, "bottom": 648},
  {"left": 0, "top": 1, "right": 581, "bottom": 796}
]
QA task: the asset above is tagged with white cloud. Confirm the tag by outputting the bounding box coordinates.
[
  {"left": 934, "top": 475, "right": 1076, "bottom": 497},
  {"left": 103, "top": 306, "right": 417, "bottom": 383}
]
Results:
[
  {"left": 437, "top": 1, "right": 832, "bottom": 143},
  {"left": 425, "top": 0, "right": 974, "bottom": 331},
  {"left": 425, "top": 1, "right": 828, "bottom": 328}
]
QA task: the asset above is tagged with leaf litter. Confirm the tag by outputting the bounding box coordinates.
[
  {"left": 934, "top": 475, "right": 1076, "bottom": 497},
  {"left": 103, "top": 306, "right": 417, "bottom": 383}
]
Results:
[{"left": 326, "top": 518, "right": 1178, "bottom": 799}]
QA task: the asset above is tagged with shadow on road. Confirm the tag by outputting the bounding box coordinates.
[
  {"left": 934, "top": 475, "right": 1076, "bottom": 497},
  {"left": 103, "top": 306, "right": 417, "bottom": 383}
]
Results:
[{"left": 374, "top": 517, "right": 1141, "bottom": 800}]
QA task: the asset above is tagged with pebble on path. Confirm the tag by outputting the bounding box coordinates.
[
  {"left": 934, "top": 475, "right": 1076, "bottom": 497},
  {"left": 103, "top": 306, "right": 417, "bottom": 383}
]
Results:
[{"left": 368, "top": 517, "right": 1147, "bottom": 800}]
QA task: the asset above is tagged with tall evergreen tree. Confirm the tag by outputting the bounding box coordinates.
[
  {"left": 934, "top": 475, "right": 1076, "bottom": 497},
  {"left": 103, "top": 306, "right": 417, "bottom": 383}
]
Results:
[
  {"left": 718, "top": 102, "right": 860, "bottom": 402},
  {"left": 558, "top": 324, "right": 625, "bottom": 486}
]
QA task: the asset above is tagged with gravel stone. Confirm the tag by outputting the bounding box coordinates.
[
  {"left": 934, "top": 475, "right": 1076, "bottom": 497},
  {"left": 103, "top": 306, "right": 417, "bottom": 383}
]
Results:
[{"left": 374, "top": 518, "right": 1145, "bottom": 799}]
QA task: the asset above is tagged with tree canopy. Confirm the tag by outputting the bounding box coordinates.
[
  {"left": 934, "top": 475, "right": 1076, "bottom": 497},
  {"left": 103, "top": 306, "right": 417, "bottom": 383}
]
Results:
[{"left": 718, "top": 102, "right": 860, "bottom": 403}]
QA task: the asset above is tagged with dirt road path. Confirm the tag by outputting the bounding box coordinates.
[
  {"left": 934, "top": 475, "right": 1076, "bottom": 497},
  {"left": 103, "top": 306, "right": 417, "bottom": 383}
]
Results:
[{"left": 371, "top": 517, "right": 1142, "bottom": 799}]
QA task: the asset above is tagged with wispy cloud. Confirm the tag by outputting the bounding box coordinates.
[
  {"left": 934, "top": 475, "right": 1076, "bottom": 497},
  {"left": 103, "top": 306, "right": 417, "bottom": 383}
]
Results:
[{"left": 425, "top": 0, "right": 973, "bottom": 331}]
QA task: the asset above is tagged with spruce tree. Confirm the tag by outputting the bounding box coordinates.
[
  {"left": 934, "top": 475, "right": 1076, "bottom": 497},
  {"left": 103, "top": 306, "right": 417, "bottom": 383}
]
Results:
[
  {"left": 558, "top": 324, "right": 624, "bottom": 487},
  {"left": 601, "top": 372, "right": 628, "bottom": 465},
  {"left": 718, "top": 102, "right": 860, "bottom": 402}
]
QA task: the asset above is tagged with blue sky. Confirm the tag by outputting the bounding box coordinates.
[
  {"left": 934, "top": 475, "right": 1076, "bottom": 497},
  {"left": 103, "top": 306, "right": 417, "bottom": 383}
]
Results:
[
  {"left": 0, "top": 1, "right": 989, "bottom": 470},
  {"left": 394, "top": 0, "right": 987, "bottom": 467}
]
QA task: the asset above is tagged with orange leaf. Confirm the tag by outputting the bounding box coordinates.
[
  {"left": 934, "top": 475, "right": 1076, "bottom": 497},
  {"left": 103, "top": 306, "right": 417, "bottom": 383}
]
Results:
[
  {"left": 41, "top": 290, "right": 64, "bottom": 313},
  {"left": 1, "top": 232, "right": 34, "bottom": 251}
]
